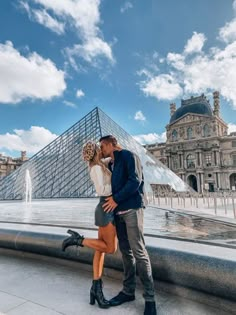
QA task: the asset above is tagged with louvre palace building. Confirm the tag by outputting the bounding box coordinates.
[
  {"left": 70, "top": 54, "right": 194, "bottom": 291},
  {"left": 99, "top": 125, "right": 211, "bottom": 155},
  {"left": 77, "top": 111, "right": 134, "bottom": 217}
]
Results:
[
  {"left": 0, "top": 151, "right": 28, "bottom": 179},
  {"left": 144, "top": 92, "right": 236, "bottom": 193}
]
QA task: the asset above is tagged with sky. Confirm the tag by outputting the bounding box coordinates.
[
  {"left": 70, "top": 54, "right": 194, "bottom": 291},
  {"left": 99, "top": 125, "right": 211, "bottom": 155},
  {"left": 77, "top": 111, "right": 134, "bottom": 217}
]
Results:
[{"left": 1, "top": 0, "right": 236, "bottom": 157}]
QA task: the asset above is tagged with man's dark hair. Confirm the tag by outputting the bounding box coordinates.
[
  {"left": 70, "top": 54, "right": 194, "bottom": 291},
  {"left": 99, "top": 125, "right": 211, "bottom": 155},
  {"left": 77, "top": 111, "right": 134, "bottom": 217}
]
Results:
[{"left": 99, "top": 135, "right": 118, "bottom": 146}]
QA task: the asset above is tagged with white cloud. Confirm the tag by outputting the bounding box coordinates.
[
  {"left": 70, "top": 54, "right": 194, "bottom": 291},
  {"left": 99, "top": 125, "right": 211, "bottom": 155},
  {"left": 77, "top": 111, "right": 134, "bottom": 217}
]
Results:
[
  {"left": 219, "top": 19, "right": 236, "bottom": 43},
  {"left": 184, "top": 32, "right": 206, "bottom": 55},
  {"left": 137, "top": 68, "right": 152, "bottom": 78},
  {"left": 34, "top": 9, "right": 65, "bottom": 34},
  {"left": 152, "top": 51, "right": 159, "bottom": 59},
  {"left": 76, "top": 89, "right": 84, "bottom": 98},
  {"left": 138, "top": 2, "right": 236, "bottom": 107},
  {"left": 0, "top": 126, "right": 58, "bottom": 154},
  {"left": 219, "top": 1, "right": 236, "bottom": 43},
  {"left": 20, "top": 1, "right": 65, "bottom": 35},
  {"left": 139, "top": 74, "right": 183, "bottom": 101},
  {"left": 63, "top": 100, "right": 77, "bottom": 108},
  {"left": 0, "top": 41, "right": 66, "bottom": 104},
  {"left": 138, "top": 17, "right": 236, "bottom": 108},
  {"left": 233, "top": 0, "right": 236, "bottom": 13},
  {"left": 121, "top": 2, "right": 133, "bottom": 13},
  {"left": 65, "top": 37, "right": 114, "bottom": 67},
  {"left": 21, "top": 0, "right": 115, "bottom": 67},
  {"left": 228, "top": 123, "right": 236, "bottom": 134},
  {"left": 133, "top": 132, "right": 166, "bottom": 145},
  {"left": 182, "top": 41, "right": 236, "bottom": 105},
  {"left": 166, "top": 53, "right": 185, "bottom": 70},
  {"left": 134, "top": 110, "right": 146, "bottom": 121}
]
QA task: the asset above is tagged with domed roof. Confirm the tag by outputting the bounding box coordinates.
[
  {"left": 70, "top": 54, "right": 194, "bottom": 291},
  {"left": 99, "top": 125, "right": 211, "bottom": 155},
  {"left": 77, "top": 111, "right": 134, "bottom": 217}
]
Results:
[{"left": 170, "top": 95, "right": 213, "bottom": 124}]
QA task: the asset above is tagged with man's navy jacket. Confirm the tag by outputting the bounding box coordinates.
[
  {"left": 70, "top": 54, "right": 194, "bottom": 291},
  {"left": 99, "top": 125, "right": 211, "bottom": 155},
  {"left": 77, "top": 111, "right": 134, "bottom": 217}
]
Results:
[{"left": 109, "top": 149, "right": 145, "bottom": 213}]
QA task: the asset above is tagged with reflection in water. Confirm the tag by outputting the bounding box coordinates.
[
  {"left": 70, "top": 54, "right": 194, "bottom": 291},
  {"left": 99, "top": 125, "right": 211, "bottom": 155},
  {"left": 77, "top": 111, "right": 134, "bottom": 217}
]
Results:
[
  {"left": 23, "top": 203, "right": 32, "bottom": 223},
  {"left": 145, "top": 208, "right": 236, "bottom": 244},
  {"left": 0, "top": 199, "right": 235, "bottom": 247}
]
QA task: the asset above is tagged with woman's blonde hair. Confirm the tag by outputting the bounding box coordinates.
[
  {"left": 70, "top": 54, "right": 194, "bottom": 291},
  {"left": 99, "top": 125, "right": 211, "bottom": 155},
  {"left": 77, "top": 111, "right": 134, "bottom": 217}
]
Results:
[
  {"left": 89, "top": 147, "right": 111, "bottom": 175},
  {"left": 82, "top": 141, "right": 110, "bottom": 175}
]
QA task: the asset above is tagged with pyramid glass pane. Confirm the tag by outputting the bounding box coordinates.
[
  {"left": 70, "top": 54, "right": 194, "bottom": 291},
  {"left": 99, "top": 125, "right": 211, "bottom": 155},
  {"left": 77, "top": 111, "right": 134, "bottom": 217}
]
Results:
[
  {"left": 97, "top": 108, "right": 190, "bottom": 193},
  {"left": 0, "top": 108, "right": 190, "bottom": 200}
]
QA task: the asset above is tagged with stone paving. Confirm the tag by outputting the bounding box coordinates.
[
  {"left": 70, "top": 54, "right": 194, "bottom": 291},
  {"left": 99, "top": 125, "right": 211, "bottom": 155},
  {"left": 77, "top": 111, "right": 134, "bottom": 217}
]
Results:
[{"left": 0, "top": 250, "right": 235, "bottom": 315}]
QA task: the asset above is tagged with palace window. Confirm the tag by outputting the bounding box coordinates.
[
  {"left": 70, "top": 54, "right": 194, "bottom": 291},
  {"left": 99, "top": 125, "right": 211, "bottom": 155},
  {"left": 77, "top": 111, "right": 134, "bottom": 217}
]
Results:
[
  {"left": 187, "top": 127, "right": 193, "bottom": 139},
  {"left": 232, "top": 140, "right": 236, "bottom": 148},
  {"left": 205, "top": 152, "right": 212, "bottom": 166},
  {"left": 233, "top": 155, "right": 236, "bottom": 166},
  {"left": 172, "top": 156, "right": 178, "bottom": 169},
  {"left": 186, "top": 154, "right": 195, "bottom": 168},
  {"left": 203, "top": 124, "right": 210, "bottom": 137},
  {"left": 172, "top": 130, "right": 178, "bottom": 141}
]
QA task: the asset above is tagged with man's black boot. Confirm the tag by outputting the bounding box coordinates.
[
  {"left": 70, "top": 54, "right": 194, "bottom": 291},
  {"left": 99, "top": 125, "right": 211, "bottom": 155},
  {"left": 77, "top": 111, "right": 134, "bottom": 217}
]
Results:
[
  {"left": 144, "top": 301, "right": 157, "bottom": 315},
  {"left": 109, "top": 291, "right": 135, "bottom": 307}
]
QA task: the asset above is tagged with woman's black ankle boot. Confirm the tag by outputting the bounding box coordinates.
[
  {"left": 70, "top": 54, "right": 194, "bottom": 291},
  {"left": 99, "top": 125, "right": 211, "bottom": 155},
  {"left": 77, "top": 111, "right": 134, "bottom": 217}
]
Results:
[
  {"left": 62, "top": 229, "right": 84, "bottom": 251},
  {"left": 90, "top": 279, "right": 110, "bottom": 309}
]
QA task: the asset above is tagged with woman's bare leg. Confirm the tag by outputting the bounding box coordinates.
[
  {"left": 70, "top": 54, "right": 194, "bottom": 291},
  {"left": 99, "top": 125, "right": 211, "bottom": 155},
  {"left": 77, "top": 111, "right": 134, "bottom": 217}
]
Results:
[
  {"left": 93, "top": 227, "right": 104, "bottom": 280},
  {"left": 93, "top": 251, "right": 105, "bottom": 280},
  {"left": 90, "top": 223, "right": 117, "bottom": 280},
  {"left": 83, "top": 223, "right": 117, "bottom": 254}
]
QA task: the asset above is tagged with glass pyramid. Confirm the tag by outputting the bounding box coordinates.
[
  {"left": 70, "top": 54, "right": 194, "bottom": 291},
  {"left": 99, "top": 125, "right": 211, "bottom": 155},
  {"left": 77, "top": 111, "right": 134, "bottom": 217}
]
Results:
[{"left": 0, "top": 107, "right": 190, "bottom": 200}]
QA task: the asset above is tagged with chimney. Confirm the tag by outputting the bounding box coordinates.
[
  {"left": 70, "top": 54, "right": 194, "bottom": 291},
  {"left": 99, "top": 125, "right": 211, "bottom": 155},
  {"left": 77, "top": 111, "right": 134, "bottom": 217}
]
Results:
[
  {"left": 170, "top": 103, "right": 176, "bottom": 117},
  {"left": 213, "top": 91, "right": 220, "bottom": 117},
  {"left": 21, "top": 151, "right": 27, "bottom": 161}
]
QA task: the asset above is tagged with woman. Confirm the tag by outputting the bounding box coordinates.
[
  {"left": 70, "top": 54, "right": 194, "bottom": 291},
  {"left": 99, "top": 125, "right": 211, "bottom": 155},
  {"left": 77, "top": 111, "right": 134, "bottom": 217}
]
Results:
[{"left": 62, "top": 141, "right": 117, "bottom": 309}]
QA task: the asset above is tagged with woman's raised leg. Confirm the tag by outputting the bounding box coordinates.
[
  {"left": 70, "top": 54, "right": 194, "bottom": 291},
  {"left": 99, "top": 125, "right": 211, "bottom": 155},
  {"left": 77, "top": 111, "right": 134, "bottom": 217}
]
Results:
[{"left": 83, "top": 223, "right": 117, "bottom": 254}]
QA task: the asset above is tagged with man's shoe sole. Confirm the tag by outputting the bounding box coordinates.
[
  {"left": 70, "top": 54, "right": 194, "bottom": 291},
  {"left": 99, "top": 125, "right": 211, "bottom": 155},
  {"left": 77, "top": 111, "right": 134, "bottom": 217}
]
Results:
[{"left": 109, "top": 296, "right": 135, "bottom": 307}]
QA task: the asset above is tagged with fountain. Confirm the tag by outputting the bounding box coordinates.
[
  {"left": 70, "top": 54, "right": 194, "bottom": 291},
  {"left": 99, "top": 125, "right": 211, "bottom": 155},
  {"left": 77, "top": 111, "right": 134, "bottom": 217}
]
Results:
[{"left": 25, "top": 169, "right": 32, "bottom": 204}]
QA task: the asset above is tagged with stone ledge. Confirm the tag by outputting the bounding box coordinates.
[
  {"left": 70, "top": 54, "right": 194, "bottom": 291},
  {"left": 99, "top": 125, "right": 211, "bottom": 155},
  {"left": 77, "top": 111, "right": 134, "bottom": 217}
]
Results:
[{"left": 0, "top": 226, "right": 235, "bottom": 302}]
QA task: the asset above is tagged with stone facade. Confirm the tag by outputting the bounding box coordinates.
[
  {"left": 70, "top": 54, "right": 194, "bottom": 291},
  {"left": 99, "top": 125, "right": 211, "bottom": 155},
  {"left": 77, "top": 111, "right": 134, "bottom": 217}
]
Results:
[
  {"left": 144, "top": 92, "right": 236, "bottom": 192},
  {"left": 0, "top": 151, "right": 28, "bottom": 179}
]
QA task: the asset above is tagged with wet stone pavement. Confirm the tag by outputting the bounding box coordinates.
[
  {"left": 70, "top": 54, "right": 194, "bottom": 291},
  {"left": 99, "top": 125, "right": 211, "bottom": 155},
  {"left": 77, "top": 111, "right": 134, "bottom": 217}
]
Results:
[{"left": 0, "top": 198, "right": 235, "bottom": 248}]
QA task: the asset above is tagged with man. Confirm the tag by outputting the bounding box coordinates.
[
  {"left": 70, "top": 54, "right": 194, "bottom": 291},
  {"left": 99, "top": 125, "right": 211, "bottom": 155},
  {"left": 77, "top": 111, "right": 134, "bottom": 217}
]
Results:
[{"left": 99, "top": 135, "right": 157, "bottom": 315}]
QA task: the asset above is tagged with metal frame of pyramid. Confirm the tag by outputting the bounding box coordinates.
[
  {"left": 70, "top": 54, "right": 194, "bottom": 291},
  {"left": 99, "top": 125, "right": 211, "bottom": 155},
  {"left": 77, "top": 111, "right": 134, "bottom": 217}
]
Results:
[{"left": 0, "top": 107, "right": 190, "bottom": 200}]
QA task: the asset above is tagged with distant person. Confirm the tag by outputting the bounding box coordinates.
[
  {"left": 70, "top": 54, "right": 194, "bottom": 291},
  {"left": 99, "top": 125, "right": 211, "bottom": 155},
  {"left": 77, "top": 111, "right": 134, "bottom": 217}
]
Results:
[
  {"left": 99, "top": 135, "right": 157, "bottom": 315},
  {"left": 62, "top": 141, "right": 117, "bottom": 309}
]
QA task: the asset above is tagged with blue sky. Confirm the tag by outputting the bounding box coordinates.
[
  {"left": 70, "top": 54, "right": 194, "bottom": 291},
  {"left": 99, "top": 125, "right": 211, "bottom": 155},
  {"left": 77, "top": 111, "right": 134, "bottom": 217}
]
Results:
[{"left": 1, "top": 0, "right": 236, "bottom": 157}]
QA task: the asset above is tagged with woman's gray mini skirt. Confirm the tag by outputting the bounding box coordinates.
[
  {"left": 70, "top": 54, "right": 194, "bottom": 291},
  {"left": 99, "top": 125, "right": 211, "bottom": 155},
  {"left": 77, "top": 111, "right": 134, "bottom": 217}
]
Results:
[{"left": 95, "top": 196, "right": 115, "bottom": 227}]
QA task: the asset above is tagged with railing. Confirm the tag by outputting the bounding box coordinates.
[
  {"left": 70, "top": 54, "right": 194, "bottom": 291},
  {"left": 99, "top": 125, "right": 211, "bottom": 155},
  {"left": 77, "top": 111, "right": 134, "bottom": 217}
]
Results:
[{"left": 146, "top": 191, "right": 236, "bottom": 219}]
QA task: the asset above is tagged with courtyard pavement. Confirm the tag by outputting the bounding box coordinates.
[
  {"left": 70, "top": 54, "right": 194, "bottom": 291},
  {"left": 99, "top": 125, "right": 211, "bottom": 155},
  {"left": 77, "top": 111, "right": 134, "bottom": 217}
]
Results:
[
  {"left": 0, "top": 249, "right": 235, "bottom": 315},
  {"left": 0, "top": 198, "right": 236, "bottom": 314}
]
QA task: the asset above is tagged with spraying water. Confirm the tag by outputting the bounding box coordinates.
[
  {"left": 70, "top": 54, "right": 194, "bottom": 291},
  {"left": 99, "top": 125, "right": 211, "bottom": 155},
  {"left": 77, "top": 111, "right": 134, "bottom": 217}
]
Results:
[{"left": 25, "top": 169, "right": 32, "bottom": 203}]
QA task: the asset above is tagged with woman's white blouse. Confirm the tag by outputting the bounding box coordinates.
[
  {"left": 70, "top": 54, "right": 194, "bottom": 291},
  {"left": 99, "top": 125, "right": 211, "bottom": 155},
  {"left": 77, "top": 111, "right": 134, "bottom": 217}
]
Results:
[{"left": 90, "top": 165, "right": 112, "bottom": 196}]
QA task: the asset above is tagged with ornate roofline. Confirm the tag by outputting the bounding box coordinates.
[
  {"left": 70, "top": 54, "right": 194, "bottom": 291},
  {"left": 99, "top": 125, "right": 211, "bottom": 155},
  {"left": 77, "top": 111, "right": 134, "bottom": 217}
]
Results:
[
  {"left": 167, "top": 112, "right": 212, "bottom": 127},
  {"left": 181, "top": 94, "right": 210, "bottom": 107}
]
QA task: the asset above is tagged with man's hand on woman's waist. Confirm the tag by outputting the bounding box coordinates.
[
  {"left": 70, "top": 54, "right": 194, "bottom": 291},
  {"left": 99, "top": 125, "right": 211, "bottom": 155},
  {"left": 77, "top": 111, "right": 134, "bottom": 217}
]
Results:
[{"left": 103, "top": 196, "right": 118, "bottom": 212}]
